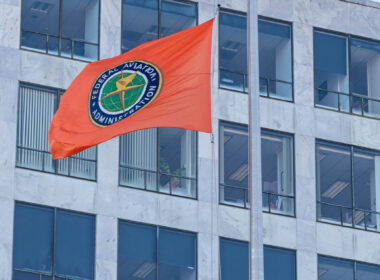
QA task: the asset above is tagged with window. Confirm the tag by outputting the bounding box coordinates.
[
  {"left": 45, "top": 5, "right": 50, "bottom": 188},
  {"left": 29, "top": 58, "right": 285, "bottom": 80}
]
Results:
[
  {"left": 220, "top": 238, "right": 249, "bottom": 280},
  {"left": 121, "top": 0, "right": 197, "bottom": 53},
  {"left": 259, "top": 18, "right": 293, "bottom": 101},
  {"left": 264, "top": 246, "right": 296, "bottom": 280},
  {"left": 21, "top": 0, "right": 99, "bottom": 62},
  {"left": 219, "top": 9, "right": 247, "bottom": 92},
  {"left": 119, "top": 128, "right": 197, "bottom": 198},
  {"left": 118, "top": 220, "right": 197, "bottom": 280},
  {"left": 219, "top": 12, "right": 293, "bottom": 101},
  {"left": 219, "top": 122, "right": 295, "bottom": 213},
  {"left": 17, "top": 83, "right": 97, "bottom": 180},
  {"left": 219, "top": 121, "right": 249, "bottom": 207},
  {"left": 13, "top": 202, "right": 95, "bottom": 280},
  {"left": 316, "top": 140, "right": 380, "bottom": 232},
  {"left": 314, "top": 29, "right": 380, "bottom": 118},
  {"left": 318, "top": 255, "right": 380, "bottom": 280},
  {"left": 262, "top": 130, "right": 295, "bottom": 216}
]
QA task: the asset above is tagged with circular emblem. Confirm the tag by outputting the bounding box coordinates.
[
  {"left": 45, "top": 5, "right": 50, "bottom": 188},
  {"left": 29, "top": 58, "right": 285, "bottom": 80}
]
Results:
[{"left": 89, "top": 60, "right": 163, "bottom": 127}]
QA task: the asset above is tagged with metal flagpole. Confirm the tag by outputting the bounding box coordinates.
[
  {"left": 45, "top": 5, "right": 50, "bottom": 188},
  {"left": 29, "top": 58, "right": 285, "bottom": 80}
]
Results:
[{"left": 248, "top": 0, "right": 264, "bottom": 280}]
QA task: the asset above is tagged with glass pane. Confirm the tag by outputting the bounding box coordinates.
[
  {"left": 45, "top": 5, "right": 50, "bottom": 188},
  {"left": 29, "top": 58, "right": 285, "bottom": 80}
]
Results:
[
  {"left": 365, "top": 212, "right": 380, "bottom": 232},
  {"left": 219, "top": 69, "right": 246, "bottom": 92},
  {"left": 219, "top": 11, "right": 247, "bottom": 79},
  {"left": 317, "top": 202, "right": 342, "bottom": 225},
  {"left": 316, "top": 142, "right": 352, "bottom": 208},
  {"left": 259, "top": 19, "right": 292, "bottom": 89},
  {"left": 60, "top": 38, "right": 72, "bottom": 58},
  {"left": 55, "top": 210, "right": 95, "bottom": 280},
  {"left": 158, "top": 228, "right": 196, "bottom": 280},
  {"left": 262, "top": 192, "right": 269, "bottom": 212},
  {"left": 118, "top": 221, "right": 157, "bottom": 280},
  {"left": 121, "top": 167, "right": 157, "bottom": 191},
  {"left": 269, "top": 195, "right": 295, "bottom": 216},
  {"left": 13, "top": 270, "right": 41, "bottom": 280},
  {"left": 159, "top": 128, "right": 197, "bottom": 179},
  {"left": 268, "top": 80, "right": 292, "bottom": 101},
  {"left": 220, "top": 238, "right": 249, "bottom": 280},
  {"left": 353, "top": 148, "right": 380, "bottom": 212},
  {"left": 161, "top": 0, "right": 196, "bottom": 37},
  {"left": 315, "top": 89, "right": 339, "bottom": 110},
  {"left": 261, "top": 130, "right": 294, "bottom": 197},
  {"left": 17, "top": 85, "right": 56, "bottom": 172},
  {"left": 21, "top": 0, "right": 59, "bottom": 36},
  {"left": 57, "top": 146, "right": 96, "bottom": 180},
  {"left": 122, "top": 0, "right": 158, "bottom": 52},
  {"left": 61, "top": 0, "right": 99, "bottom": 44},
  {"left": 264, "top": 246, "right": 296, "bottom": 280},
  {"left": 341, "top": 207, "right": 354, "bottom": 227},
  {"left": 353, "top": 209, "right": 366, "bottom": 230},
  {"left": 314, "top": 31, "right": 349, "bottom": 94},
  {"left": 120, "top": 129, "right": 157, "bottom": 187},
  {"left": 351, "top": 38, "right": 380, "bottom": 118},
  {"left": 357, "top": 262, "right": 380, "bottom": 280},
  {"left": 318, "top": 256, "right": 354, "bottom": 280},
  {"left": 21, "top": 31, "right": 46, "bottom": 53},
  {"left": 363, "top": 98, "right": 380, "bottom": 118},
  {"left": 220, "top": 185, "right": 247, "bottom": 207},
  {"left": 13, "top": 203, "right": 54, "bottom": 274},
  {"left": 73, "top": 42, "right": 98, "bottom": 62},
  {"left": 171, "top": 177, "right": 196, "bottom": 198},
  {"left": 47, "top": 36, "right": 59, "bottom": 55},
  {"left": 351, "top": 95, "right": 363, "bottom": 115}
]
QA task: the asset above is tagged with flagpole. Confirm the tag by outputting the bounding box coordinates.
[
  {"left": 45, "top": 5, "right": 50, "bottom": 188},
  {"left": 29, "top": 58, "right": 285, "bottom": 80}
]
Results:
[{"left": 248, "top": 0, "right": 264, "bottom": 280}]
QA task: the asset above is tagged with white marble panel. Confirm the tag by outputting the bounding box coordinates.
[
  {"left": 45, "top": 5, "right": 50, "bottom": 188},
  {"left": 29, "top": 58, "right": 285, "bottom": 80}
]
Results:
[
  {"left": 263, "top": 213, "right": 297, "bottom": 249},
  {"left": 0, "top": 4, "right": 20, "bottom": 49},
  {"left": 218, "top": 205, "right": 249, "bottom": 240}
]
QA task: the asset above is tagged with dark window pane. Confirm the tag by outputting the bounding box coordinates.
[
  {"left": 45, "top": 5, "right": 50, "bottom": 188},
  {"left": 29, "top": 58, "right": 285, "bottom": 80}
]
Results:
[
  {"left": 264, "top": 246, "right": 296, "bottom": 280},
  {"left": 219, "top": 122, "right": 248, "bottom": 207},
  {"left": 356, "top": 262, "right": 380, "bottom": 280},
  {"left": 159, "top": 128, "right": 196, "bottom": 198},
  {"left": 21, "top": 0, "right": 59, "bottom": 36},
  {"left": 55, "top": 210, "right": 95, "bottom": 280},
  {"left": 60, "top": 38, "right": 72, "bottom": 58},
  {"left": 122, "top": 0, "right": 159, "bottom": 52},
  {"left": 118, "top": 221, "right": 157, "bottom": 280},
  {"left": 61, "top": 0, "right": 99, "bottom": 44},
  {"left": 47, "top": 36, "right": 59, "bottom": 55},
  {"left": 219, "top": 10, "right": 247, "bottom": 89},
  {"left": 73, "top": 42, "right": 98, "bottom": 62},
  {"left": 13, "top": 270, "right": 41, "bottom": 280},
  {"left": 259, "top": 19, "right": 292, "bottom": 100},
  {"left": 220, "top": 238, "right": 249, "bottom": 280},
  {"left": 316, "top": 142, "right": 352, "bottom": 215},
  {"left": 318, "top": 256, "right": 354, "bottom": 280},
  {"left": 161, "top": 0, "right": 196, "bottom": 37},
  {"left": 21, "top": 31, "right": 46, "bottom": 53},
  {"left": 158, "top": 228, "right": 196, "bottom": 280},
  {"left": 261, "top": 130, "right": 294, "bottom": 196},
  {"left": 314, "top": 31, "right": 349, "bottom": 94},
  {"left": 13, "top": 203, "right": 54, "bottom": 274},
  {"left": 220, "top": 69, "right": 246, "bottom": 92}
]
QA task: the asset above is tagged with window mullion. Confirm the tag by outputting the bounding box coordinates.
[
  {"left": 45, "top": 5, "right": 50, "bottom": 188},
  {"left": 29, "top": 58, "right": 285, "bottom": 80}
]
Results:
[
  {"left": 156, "top": 227, "right": 160, "bottom": 280},
  {"left": 58, "top": 0, "right": 63, "bottom": 56},
  {"left": 351, "top": 146, "right": 355, "bottom": 227},
  {"left": 158, "top": 0, "right": 162, "bottom": 39},
  {"left": 52, "top": 208, "right": 57, "bottom": 279}
]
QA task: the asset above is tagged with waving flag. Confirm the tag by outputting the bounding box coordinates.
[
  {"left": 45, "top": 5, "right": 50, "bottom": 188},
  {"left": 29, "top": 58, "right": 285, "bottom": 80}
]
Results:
[{"left": 49, "top": 19, "right": 213, "bottom": 159}]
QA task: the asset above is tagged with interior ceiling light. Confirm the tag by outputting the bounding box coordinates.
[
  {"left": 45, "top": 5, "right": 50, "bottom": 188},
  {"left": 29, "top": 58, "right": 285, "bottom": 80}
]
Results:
[
  {"left": 132, "top": 262, "right": 156, "bottom": 279},
  {"left": 322, "top": 181, "right": 349, "bottom": 199},
  {"left": 230, "top": 164, "right": 248, "bottom": 181},
  {"left": 31, "top": 1, "right": 53, "bottom": 14}
]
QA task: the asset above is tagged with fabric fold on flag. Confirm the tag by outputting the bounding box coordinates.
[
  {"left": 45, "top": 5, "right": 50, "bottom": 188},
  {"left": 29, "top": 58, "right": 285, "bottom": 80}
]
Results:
[{"left": 49, "top": 19, "right": 213, "bottom": 159}]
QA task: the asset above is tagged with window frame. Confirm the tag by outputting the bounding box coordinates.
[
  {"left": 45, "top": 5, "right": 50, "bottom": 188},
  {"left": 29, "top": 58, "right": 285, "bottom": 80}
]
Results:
[
  {"left": 219, "top": 236, "right": 249, "bottom": 280},
  {"left": 118, "top": 128, "right": 198, "bottom": 200},
  {"left": 12, "top": 201, "right": 96, "bottom": 280},
  {"left": 318, "top": 254, "right": 380, "bottom": 280},
  {"left": 120, "top": 0, "right": 199, "bottom": 53},
  {"left": 19, "top": 0, "right": 101, "bottom": 62},
  {"left": 315, "top": 138, "right": 380, "bottom": 233},
  {"left": 117, "top": 218, "right": 198, "bottom": 280},
  {"left": 16, "top": 82, "right": 98, "bottom": 181},
  {"left": 264, "top": 244, "right": 297, "bottom": 280},
  {"left": 218, "top": 9, "right": 295, "bottom": 103},
  {"left": 258, "top": 16, "right": 294, "bottom": 102},
  {"left": 313, "top": 27, "right": 380, "bottom": 120},
  {"left": 261, "top": 128, "right": 296, "bottom": 217}
]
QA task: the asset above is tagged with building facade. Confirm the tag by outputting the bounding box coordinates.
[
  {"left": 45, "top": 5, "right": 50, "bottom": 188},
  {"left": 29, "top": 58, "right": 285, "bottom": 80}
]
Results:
[{"left": 1, "top": 0, "right": 380, "bottom": 279}]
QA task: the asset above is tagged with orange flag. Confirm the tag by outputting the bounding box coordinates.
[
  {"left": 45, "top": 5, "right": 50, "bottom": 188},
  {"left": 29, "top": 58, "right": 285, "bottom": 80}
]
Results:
[{"left": 49, "top": 19, "right": 213, "bottom": 159}]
